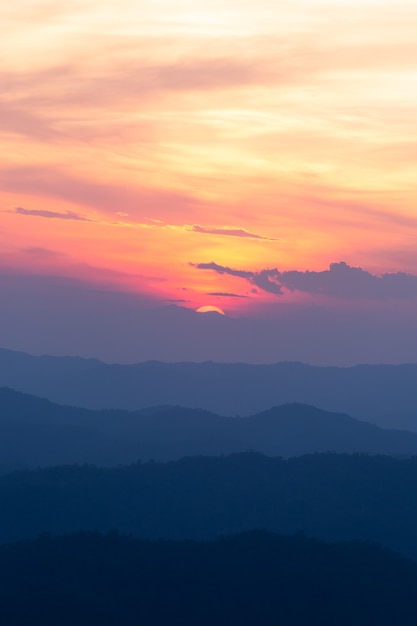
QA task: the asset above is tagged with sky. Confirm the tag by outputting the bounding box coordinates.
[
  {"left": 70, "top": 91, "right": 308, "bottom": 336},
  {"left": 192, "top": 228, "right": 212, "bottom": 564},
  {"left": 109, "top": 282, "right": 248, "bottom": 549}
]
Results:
[{"left": 1, "top": 0, "right": 417, "bottom": 363}]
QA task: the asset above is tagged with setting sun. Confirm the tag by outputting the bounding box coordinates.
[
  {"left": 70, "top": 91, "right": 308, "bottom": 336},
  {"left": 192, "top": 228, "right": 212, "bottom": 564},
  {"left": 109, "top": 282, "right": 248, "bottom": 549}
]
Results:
[{"left": 196, "top": 305, "right": 226, "bottom": 315}]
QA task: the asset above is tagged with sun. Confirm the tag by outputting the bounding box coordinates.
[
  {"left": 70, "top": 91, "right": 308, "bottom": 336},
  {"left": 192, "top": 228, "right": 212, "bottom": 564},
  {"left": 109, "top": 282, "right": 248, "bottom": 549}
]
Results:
[{"left": 196, "top": 305, "right": 226, "bottom": 315}]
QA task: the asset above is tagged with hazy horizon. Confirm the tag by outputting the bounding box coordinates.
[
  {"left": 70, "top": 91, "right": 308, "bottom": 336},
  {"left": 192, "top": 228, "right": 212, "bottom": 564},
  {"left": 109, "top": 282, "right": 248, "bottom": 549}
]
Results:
[{"left": 1, "top": 267, "right": 417, "bottom": 365}]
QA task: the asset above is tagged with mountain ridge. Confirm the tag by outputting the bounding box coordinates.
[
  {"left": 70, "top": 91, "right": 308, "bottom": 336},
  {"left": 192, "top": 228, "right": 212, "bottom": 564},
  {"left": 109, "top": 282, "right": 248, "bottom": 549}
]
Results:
[
  {"left": 2, "top": 386, "right": 417, "bottom": 469},
  {"left": 1, "top": 347, "right": 417, "bottom": 429}
]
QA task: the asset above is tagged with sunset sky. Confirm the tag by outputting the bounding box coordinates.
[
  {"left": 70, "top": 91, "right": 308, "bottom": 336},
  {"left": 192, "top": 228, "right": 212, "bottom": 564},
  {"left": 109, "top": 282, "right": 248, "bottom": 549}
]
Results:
[{"left": 1, "top": 1, "right": 417, "bottom": 362}]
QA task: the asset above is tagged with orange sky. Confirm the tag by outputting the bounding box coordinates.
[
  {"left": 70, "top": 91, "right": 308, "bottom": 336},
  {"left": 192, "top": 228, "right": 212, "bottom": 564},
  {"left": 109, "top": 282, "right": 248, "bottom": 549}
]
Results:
[{"left": 2, "top": 0, "right": 417, "bottom": 315}]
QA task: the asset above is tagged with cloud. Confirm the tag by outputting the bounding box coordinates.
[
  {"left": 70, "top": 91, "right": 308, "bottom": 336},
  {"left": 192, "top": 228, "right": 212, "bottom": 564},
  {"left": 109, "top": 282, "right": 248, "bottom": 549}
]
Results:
[
  {"left": 193, "top": 262, "right": 283, "bottom": 295},
  {"left": 192, "top": 262, "right": 253, "bottom": 279},
  {"left": 252, "top": 269, "right": 284, "bottom": 295},
  {"left": 195, "top": 260, "right": 417, "bottom": 300},
  {"left": 207, "top": 292, "right": 248, "bottom": 298},
  {"left": 278, "top": 262, "right": 417, "bottom": 299},
  {"left": 190, "top": 224, "right": 277, "bottom": 240},
  {"left": 13, "top": 207, "right": 90, "bottom": 221}
]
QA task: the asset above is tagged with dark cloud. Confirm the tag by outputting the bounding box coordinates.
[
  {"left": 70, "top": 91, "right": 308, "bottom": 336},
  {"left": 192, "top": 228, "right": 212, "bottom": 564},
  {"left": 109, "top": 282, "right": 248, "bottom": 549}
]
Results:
[
  {"left": 192, "top": 262, "right": 283, "bottom": 295},
  {"left": 207, "top": 292, "right": 248, "bottom": 298},
  {"left": 191, "top": 262, "right": 253, "bottom": 279},
  {"left": 195, "top": 260, "right": 417, "bottom": 300},
  {"left": 191, "top": 224, "right": 277, "bottom": 240},
  {"left": 279, "top": 262, "right": 417, "bottom": 299},
  {"left": 13, "top": 207, "right": 90, "bottom": 221},
  {"left": 252, "top": 269, "right": 283, "bottom": 295}
]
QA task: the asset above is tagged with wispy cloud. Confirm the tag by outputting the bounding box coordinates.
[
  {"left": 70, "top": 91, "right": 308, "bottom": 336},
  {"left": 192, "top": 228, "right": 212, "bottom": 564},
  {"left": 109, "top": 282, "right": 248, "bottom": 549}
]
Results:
[
  {"left": 164, "top": 298, "right": 190, "bottom": 303},
  {"left": 192, "top": 262, "right": 253, "bottom": 279},
  {"left": 207, "top": 292, "right": 248, "bottom": 298},
  {"left": 190, "top": 224, "right": 278, "bottom": 240},
  {"left": 12, "top": 207, "right": 90, "bottom": 221}
]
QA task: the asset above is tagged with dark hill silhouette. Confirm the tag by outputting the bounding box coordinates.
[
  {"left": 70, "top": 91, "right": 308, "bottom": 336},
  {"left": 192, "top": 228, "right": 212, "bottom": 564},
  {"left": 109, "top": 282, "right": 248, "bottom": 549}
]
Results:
[
  {"left": 3, "top": 454, "right": 417, "bottom": 560},
  {"left": 2, "top": 387, "right": 417, "bottom": 469},
  {"left": 2, "top": 531, "right": 417, "bottom": 626},
  {"left": 1, "top": 348, "right": 417, "bottom": 429}
]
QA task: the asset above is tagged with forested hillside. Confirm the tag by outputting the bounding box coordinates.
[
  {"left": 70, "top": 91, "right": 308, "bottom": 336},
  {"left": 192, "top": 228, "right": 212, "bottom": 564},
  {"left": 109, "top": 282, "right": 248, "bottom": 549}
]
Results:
[
  {"left": 1, "top": 531, "right": 417, "bottom": 626},
  {"left": 2, "top": 453, "right": 417, "bottom": 560}
]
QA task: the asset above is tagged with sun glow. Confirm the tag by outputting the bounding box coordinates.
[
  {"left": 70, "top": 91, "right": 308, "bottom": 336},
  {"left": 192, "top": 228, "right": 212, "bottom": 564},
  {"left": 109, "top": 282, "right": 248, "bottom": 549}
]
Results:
[{"left": 196, "top": 305, "right": 226, "bottom": 315}]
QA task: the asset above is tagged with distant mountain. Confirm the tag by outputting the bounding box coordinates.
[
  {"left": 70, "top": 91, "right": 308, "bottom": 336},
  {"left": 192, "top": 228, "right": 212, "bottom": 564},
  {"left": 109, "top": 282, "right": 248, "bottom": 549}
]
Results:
[
  {"left": 1, "top": 348, "right": 417, "bottom": 429},
  {"left": 3, "top": 454, "right": 417, "bottom": 561},
  {"left": 2, "top": 531, "right": 417, "bottom": 626},
  {"left": 2, "top": 387, "right": 417, "bottom": 469}
]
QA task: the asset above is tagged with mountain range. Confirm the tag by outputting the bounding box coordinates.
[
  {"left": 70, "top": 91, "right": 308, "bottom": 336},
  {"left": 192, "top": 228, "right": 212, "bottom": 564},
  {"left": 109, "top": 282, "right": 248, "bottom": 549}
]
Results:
[
  {"left": 2, "top": 387, "right": 417, "bottom": 471},
  {"left": 1, "top": 348, "right": 417, "bottom": 429}
]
